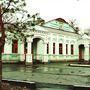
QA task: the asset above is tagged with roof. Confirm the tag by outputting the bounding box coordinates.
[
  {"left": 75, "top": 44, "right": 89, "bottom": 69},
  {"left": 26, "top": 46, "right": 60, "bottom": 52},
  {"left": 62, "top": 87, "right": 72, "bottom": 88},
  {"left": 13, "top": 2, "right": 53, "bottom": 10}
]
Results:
[
  {"left": 43, "top": 18, "right": 76, "bottom": 33},
  {"left": 55, "top": 18, "right": 68, "bottom": 23}
]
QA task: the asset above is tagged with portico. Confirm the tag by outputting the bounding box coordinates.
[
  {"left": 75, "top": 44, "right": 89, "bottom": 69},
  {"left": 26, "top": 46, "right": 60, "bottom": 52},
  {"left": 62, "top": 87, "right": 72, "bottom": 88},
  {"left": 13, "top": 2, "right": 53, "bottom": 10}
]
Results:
[
  {"left": 26, "top": 35, "right": 48, "bottom": 64},
  {"left": 78, "top": 38, "right": 90, "bottom": 61}
]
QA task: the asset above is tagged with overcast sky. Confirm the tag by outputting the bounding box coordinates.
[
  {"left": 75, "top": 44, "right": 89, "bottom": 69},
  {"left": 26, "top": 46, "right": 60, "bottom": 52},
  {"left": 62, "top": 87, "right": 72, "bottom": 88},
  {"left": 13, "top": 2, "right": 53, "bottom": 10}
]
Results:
[{"left": 26, "top": 0, "right": 90, "bottom": 31}]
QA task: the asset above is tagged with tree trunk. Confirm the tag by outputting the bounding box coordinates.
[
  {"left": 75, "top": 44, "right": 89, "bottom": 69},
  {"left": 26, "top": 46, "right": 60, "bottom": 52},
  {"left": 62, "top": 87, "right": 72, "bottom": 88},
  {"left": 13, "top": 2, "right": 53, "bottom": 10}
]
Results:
[
  {"left": 0, "top": 5, "right": 5, "bottom": 90},
  {"left": 0, "top": 54, "right": 2, "bottom": 90}
]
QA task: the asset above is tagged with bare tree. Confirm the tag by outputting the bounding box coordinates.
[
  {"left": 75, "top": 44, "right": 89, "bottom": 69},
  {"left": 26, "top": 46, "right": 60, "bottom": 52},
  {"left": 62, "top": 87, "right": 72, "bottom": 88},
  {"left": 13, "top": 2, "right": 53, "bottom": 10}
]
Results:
[
  {"left": 84, "top": 28, "right": 90, "bottom": 36},
  {"left": 69, "top": 19, "right": 79, "bottom": 33}
]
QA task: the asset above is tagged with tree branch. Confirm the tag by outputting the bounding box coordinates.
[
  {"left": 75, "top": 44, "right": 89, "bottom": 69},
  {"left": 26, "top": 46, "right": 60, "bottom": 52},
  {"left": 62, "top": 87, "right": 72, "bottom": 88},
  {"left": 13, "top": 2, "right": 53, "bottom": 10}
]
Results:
[{"left": 3, "top": 0, "right": 13, "bottom": 14}]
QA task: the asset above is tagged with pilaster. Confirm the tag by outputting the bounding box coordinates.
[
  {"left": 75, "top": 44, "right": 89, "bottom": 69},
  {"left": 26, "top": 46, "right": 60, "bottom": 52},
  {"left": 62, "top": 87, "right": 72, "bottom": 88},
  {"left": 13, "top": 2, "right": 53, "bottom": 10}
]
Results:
[
  {"left": 26, "top": 38, "right": 33, "bottom": 65},
  {"left": 18, "top": 40, "right": 25, "bottom": 62},
  {"left": 84, "top": 44, "right": 89, "bottom": 61},
  {"left": 63, "top": 43, "right": 66, "bottom": 60},
  {"left": 42, "top": 41, "right": 48, "bottom": 63},
  {"left": 68, "top": 43, "right": 71, "bottom": 55},
  {"left": 4, "top": 40, "right": 12, "bottom": 54},
  {"left": 56, "top": 42, "right": 59, "bottom": 55}
]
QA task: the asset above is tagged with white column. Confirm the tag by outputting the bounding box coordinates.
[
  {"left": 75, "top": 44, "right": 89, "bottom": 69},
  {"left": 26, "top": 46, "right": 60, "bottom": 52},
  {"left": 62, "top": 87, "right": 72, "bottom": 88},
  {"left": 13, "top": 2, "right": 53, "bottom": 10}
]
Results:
[
  {"left": 56, "top": 42, "right": 59, "bottom": 60},
  {"left": 3, "top": 41, "right": 12, "bottom": 61},
  {"left": 43, "top": 42, "right": 48, "bottom": 63},
  {"left": 68, "top": 43, "right": 71, "bottom": 55},
  {"left": 49, "top": 41, "right": 53, "bottom": 54},
  {"left": 49, "top": 41, "right": 53, "bottom": 61},
  {"left": 18, "top": 40, "right": 25, "bottom": 62},
  {"left": 63, "top": 43, "right": 66, "bottom": 55},
  {"left": 56, "top": 42, "right": 59, "bottom": 55},
  {"left": 84, "top": 44, "right": 89, "bottom": 61},
  {"left": 63, "top": 43, "right": 66, "bottom": 60},
  {"left": 18, "top": 40, "right": 24, "bottom": 54},
  {"left": 27, "top": 42, "right": 32, "bottom": 54},
  {"left": 4, "top": 42, "right": 12, "bottom": 54},
  {"left": 75, "top": 43, "right": 79, "bottom": 60},
  {"left": 26, "top": 40, "right": 33, "bottom": 64},
  {"left": 68, "top": 43, "right": 71, "bottom": 60}
]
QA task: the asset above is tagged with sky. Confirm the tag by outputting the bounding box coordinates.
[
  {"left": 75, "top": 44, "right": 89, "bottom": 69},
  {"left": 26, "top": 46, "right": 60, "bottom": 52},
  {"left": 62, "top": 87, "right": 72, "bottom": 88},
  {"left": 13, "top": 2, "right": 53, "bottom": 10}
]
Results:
[{"left": 26, "top": 0, "right": 90, "bottom": 31}]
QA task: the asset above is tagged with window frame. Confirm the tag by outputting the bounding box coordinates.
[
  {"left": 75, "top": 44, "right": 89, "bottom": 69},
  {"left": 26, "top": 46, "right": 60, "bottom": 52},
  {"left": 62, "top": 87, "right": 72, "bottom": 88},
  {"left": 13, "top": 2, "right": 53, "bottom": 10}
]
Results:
[
  {"left": 47, "top": 43, "right": 49, "bottom": 54},
  {"left": 53, "top": 43, "right": 55, "bottom": 54},
  {"left": 12, "top": 40, "right": 18, "bottom": 53},
  {"left": 66, "top": 44, "right": 68, "bottom": 54},
  {"left": 71, "top": 44, "right": 74, "bottom": 55},
  {"left": 59, "top": 43, "right": 63, "bottom": 54}
]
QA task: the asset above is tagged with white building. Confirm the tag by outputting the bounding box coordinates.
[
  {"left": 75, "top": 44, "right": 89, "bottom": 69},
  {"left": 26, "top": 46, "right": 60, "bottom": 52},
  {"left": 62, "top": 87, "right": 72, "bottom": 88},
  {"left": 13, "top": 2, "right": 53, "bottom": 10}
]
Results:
[{"left": 2, "top": 18, "right": 90, "bottom": 64}]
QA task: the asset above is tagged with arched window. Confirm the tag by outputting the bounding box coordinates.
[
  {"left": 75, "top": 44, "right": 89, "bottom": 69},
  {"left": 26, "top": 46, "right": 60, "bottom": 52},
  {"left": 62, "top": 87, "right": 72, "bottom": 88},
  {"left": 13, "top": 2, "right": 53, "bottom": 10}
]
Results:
[
  {"left": 53, "top": 43, "right": 55, "bottom": 54},
  {"left": 66, "top": 44, "right": 68, "bottom": 54},
  {"left": 47, "top": 43, "right": 49, "bottom": 54},
  {"left": 12, "top": 40, "right": 18, "bottom": 53},
  {"left": 71, "top": 44, "right": 74, "bottom": 55},
  {"left": 59, "top": 43, "right": 62, "bottom": 54}
]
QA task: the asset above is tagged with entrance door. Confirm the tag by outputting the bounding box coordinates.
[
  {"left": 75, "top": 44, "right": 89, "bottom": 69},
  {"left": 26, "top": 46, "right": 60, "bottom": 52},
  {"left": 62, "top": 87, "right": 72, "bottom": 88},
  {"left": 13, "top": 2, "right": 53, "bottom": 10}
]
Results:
[
  {"left": 79, "top": 45, "right": 84, "bottom": 61},
  {"left": 32, "top": 38, "right": 44, "bottom": 64}
]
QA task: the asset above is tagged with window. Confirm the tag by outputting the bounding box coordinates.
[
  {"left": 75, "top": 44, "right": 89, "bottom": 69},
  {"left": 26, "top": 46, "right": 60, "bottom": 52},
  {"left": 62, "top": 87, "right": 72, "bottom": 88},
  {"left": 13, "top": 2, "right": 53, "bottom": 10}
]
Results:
[
  {"left": 71, "top": 44, "right": 74, "bottom": 55},
  {"left": 12, "top": 40, "right": 18, "bottom": 53},
  {"left": 66, "top": 44, "right": 68, "bottom": 54},
  {"left": 53, "top": 43, "right": 55, "bottom": 54},
  {"left": 47, "top": 43, "right": 49, "bottom": 54},
  {"left": 59, "top": 43, "right": 62, "bottom": 54}
]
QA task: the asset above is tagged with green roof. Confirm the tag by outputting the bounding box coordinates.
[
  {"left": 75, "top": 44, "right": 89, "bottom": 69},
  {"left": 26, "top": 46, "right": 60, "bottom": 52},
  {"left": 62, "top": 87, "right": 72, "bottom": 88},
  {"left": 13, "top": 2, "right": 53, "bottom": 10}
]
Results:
[{"left": 43, "top": 18, "right": 75, "bottom": 33}]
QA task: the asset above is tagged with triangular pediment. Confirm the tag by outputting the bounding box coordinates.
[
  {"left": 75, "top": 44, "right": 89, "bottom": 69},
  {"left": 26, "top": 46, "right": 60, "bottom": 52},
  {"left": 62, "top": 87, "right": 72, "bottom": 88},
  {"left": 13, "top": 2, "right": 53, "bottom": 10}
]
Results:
[{"left": 43, "top": 18, "right": 76, "bottom": 33}]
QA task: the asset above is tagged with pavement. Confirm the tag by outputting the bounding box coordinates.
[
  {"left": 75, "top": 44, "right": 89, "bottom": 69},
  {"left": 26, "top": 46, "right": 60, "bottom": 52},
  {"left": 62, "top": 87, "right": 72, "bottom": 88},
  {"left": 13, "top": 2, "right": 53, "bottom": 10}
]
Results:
[
  {"left": 2, "top": 63, "right": 90, "bottom": 87},
  {"left": 69, "top": 63, "right": 90, "bottom": 67}
]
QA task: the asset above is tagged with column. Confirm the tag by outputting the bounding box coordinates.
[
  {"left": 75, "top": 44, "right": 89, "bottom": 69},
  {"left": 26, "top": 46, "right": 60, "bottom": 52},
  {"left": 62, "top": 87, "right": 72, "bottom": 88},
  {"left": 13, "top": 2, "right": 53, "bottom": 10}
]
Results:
[
  {"left": 18, "top": 40, "right": 24, "bottom": 62},
  {"left": 68, "top": 43, "right": 71, "bottom": 55},
  {"left": 27, "top": 42, "right": 32, "bottom": 54},
  {"left": 49, "top": 41, "right": 53, "bottom": 60},
  {"left": 55, "top": 42, "right": 59, "bottom": 60},
  {"left": 68, "top": 43, "right": 71, "bottom": 60},
  {"left": 26, "top": 40, "right": 33, "bottom": 64},
  {"left": 4, "top": 42, "right": 12, "bottom": 54},
  {"left": 3, "top": 41, "right": 12, "bottom": 61},
  {"left": 56, "top": 42, "right": 59, "bottom": 54},
  {"left": 75, "top": 42, "right": 79, "bottom": 60},
  {"left": 42, "top": 42, "right": 48, "bottom": 63},
  {"left": 63, "top": 43, "right": 66, "bottom": 60},
  {"left": 49, "top": 41, "right": 53, "bottom": 54},
  {"left": 84, "top": 44, "right": 89, "bottom": 61}
]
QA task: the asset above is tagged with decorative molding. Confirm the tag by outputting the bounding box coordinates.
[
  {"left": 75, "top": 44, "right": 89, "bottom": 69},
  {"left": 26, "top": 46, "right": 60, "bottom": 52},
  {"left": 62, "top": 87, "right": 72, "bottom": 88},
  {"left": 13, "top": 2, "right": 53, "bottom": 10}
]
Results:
[
  {"left": 66, "top": 40, "right": 69, "bottom": 43},
  {"left": 53, "top": 38, "right": 57, "bottom": 41},
  {"left": 70, "top": 40, "right": 75, "bottom": 44}
]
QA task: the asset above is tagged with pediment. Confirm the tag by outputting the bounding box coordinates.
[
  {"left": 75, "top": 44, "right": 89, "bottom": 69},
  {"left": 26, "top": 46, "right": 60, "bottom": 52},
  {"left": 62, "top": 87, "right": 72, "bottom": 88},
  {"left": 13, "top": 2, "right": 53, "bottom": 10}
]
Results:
[{"left": 43, "top": 18, "right": 76, "bottom": 33}]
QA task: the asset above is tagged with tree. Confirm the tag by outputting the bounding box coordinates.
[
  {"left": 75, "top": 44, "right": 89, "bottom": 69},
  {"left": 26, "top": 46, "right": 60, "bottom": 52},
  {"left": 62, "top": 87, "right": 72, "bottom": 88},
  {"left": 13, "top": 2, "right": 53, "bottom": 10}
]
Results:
[
  {"left": 69, "top": 19, "right": 79, "bottom": 33},
  {"left": 0, "top": 0, "right": 45, "bottom": 89},
  {"left": 84, "top": 28, "right": 90, "bottom": 36}
]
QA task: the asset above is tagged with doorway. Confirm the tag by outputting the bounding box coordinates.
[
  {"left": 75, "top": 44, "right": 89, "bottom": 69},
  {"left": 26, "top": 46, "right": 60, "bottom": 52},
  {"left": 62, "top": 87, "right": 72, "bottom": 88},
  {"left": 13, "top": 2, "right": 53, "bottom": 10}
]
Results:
[
  {"left": 79, "top": 44, "right": 85, "bottom": 61},
  {"left": 32, "top": 38, "right": 44, "bottom": 64}
]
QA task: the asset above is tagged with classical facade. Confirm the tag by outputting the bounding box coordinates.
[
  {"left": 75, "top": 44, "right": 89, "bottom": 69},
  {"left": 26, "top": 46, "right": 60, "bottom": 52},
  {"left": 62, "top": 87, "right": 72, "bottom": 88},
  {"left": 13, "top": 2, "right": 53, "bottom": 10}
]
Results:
[{"left": 2, "top": 18, "right": 90, "bottom": 64}]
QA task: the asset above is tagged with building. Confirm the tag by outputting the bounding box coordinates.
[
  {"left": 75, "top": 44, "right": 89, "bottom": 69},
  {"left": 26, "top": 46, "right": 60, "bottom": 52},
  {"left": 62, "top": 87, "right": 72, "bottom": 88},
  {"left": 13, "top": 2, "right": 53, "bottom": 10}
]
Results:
[{"left": 2, "top": 18, "right": 90, "bottom": 64}]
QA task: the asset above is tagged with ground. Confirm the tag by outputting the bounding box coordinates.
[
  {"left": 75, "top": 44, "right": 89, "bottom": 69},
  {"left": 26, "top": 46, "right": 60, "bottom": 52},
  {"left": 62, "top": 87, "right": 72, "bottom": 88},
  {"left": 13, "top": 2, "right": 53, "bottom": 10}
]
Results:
[{"left": 2, "top": 62, "right": 90, "bottom": 89}]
